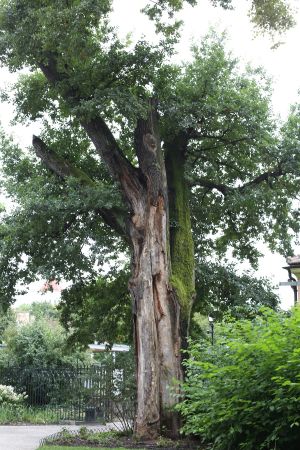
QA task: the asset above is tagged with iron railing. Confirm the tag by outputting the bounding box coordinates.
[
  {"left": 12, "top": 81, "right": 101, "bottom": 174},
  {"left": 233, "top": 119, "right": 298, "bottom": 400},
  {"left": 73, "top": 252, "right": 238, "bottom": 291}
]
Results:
[{"left": 0, "top": 363, "right": 135, "bottom": 424}]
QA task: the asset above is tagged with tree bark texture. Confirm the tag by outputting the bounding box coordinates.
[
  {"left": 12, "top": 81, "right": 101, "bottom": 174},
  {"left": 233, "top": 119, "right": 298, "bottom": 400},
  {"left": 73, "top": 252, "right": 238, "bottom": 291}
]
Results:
[
  {"left": 128, "top": 194, "right": 183, "bottom": 438},
  {"left": 127, "top": 103, "right": 184, "bottom": 439}
]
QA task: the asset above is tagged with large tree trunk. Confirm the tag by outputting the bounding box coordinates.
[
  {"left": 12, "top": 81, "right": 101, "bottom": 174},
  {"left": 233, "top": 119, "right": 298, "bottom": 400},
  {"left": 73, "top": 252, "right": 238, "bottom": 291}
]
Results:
[
  {"left": 37, "top": 56, "right": 193, "bottom": 441},
  {"left": 127, "top": 103, "right": 185, "bottom": 439},
  {"left": 128, "top": 193, "right": 183, "bottom": 439}
]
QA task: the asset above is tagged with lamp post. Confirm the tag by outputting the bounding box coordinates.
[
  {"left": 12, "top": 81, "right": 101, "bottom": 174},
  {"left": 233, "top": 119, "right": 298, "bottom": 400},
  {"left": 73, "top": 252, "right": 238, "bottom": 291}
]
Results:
[{"left": 208, "top": 316, "right": 214, "bottom": 345}]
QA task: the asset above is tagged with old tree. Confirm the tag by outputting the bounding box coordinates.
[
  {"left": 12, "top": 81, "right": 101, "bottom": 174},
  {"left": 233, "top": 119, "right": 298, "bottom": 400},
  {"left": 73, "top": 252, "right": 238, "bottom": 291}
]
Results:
[{"left": 0, "top": 0, "right": 299, "bottom": 439}]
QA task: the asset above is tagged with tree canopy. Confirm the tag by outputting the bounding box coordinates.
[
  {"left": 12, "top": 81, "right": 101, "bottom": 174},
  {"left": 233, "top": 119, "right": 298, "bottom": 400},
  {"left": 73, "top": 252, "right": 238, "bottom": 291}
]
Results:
[{"left": 1, "top": 26, "right": 300, "bottom": 307}]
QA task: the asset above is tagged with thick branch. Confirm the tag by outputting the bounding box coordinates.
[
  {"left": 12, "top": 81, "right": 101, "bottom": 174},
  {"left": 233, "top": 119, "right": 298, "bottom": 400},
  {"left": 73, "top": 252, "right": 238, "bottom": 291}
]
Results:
[
  {"left": 33, "top": 135, "right": 94, "bottom": 185},
  {"left": 82, "top": 118, "right": 144, "bottom": 207},
  {"left": 188, "top": 129, "right": 251, "bottom": 146},
  {"left": 38, "top": 57, "right": 143, "bottom": 207},
  {"left": 195, "top": 178, "right": 232, "bottom": 196},
  {"left": 32, "top": 135, "right": 127, "bottom": 238}
]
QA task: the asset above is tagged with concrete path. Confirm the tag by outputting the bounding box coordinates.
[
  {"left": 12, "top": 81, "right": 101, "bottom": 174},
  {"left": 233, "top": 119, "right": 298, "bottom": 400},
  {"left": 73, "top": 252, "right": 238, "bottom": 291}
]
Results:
[{"left": 0, "top": 424, "right": 109, "bottom": 450}]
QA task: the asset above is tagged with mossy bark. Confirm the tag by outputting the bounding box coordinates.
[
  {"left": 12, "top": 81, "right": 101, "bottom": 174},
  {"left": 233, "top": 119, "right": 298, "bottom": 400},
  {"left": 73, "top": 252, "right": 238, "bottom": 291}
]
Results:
[{"left": 165, "top": 136, "right": 195, "bottom": 343}]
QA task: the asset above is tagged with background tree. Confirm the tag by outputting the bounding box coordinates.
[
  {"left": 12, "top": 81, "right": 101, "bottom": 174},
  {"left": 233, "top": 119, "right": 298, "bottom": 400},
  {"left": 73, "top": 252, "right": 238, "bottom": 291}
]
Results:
[
  {"left": 16, "top": 301, "right": 60, "bottom": 322},
  {"left": 0, "top": 0, "right": 298, "bottom": 438},
  {"left": 59, "top": 268, "right": 132, "bottom": 347},
  {"left": 194, "top": 262, "right": 279, "bottom": 322},
  {"left": 0, "top": 312, "right": 88, "bottom": 367}
]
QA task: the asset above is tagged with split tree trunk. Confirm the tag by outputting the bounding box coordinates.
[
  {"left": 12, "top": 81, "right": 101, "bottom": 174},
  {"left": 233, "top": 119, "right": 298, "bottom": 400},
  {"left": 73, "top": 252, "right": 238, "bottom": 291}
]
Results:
[
  {"left": 127, "top": 106, "right": 194, "bottom": 439},
  {"left": 128, "top": 193, "right": 183, "bottom": 439}
]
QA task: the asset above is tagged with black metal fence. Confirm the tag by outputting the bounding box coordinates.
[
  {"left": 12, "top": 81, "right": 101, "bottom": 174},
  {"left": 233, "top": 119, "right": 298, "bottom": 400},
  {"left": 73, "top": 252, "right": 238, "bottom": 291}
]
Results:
[{"left": 0, "top": 363, "right": 135, "bottom": 424}]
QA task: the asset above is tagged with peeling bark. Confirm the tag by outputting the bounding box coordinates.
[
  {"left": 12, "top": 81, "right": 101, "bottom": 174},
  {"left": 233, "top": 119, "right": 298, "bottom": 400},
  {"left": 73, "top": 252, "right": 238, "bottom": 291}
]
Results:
[
  {"left": 129, "top": 194, "right": 182, "bottom": 439},
  {"left": 128, "top": 102, "right": 183, "bottom": 439}
]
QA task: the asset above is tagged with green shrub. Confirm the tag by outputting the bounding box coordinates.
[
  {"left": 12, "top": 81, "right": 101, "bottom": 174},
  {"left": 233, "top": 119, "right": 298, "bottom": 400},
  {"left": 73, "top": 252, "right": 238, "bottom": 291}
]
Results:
[{"left": 178, "top": 307, "right": 300, "bottom": 450}]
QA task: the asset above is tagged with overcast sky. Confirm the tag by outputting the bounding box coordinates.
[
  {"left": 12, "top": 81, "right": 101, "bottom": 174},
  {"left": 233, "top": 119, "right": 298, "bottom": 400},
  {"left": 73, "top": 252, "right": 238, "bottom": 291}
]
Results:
[{"left": 1, "top": 0, "right": 300, "bottom": 307}]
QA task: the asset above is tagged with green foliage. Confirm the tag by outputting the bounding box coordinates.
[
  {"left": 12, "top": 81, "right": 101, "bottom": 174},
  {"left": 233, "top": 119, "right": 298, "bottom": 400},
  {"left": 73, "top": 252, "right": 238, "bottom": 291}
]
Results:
[
  {"left": 0, "top": 308, "right": 15, "bottom": 343},
  {"left": 16, "top": 301, "right": 60, "bottom": 322},
  {"left": 59, "top": 268, "right": 132, "bottom": 346},
  {"left": 0, "top": 404, "right": 58, "bottom": 424},
  {"left": 193, "top": 261, "right": 279, "bottom": 323},
  {"left": 0, "top": 318, "right": 88, "bottom": 367},
  {"left": 249, "top": 0, "right": 295, "bottom": 35},
  {"left": 178, "top": 308, "right": 300, "bottom": 450},
  {"left": 143, "top": 0, "right": 295, "bottom": 37},
  {"left": 159, "top": 32, "right": 300, "bottom": 265},
  {"left": 1, "top": 30, "right": 300, "bottom": 312},
  {"left": 0, "top": 127, "right": 125, "bottom": 308},
  {"left": 0, "top": 0, "right": 299, "bottom": 343}
]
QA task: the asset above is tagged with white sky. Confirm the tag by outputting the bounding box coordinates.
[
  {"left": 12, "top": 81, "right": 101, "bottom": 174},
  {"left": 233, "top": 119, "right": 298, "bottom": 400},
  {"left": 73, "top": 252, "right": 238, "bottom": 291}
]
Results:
[{"left": 1, "top": 0, "right": 300, "bottom": 307}]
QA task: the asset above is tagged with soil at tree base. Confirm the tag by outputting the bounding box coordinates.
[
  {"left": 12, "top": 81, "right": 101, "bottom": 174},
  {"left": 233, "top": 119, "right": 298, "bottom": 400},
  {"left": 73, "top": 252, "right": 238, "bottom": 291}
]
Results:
[{"left": 46, "top": 436, "right": 207, "bottom": 449}]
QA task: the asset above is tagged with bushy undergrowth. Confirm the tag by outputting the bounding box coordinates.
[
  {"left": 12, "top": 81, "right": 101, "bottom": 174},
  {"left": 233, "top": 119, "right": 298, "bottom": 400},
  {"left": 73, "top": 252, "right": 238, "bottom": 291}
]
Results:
[
  {"left": 0, "top": 404, "right": 58, "bottom": 424},
  {"left": 178, "top": 307, "right": 300, "bottom": 450}
]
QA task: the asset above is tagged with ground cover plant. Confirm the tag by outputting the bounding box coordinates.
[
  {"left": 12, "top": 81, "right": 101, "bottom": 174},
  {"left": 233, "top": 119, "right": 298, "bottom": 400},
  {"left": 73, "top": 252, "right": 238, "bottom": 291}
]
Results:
[
  {"left": 0, "top": 383, "right": 58, "bottom": 423},
  {"left": 0, "top": 404, "right": 58, "bottom": 424},
  {"left": 178, "top": 307, "right": 300, "bottom": 450},
  {"left": 39, "top": 447, "right": 143, "bottom": 450},
  {"left": 41, "top": 428, "right": 201, "bottom": 449}
]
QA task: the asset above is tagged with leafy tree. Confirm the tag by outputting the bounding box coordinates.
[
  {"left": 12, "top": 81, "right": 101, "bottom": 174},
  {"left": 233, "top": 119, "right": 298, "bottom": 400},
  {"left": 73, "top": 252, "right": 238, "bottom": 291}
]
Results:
[
  {"left": 0, "top": 308, "right": 15, "bottom": 344},
  {"left": 194, "top": 262, "right": 279, "bottom": 322},
  {"left": 0, "top": 317, "right": 88, "bottom": 368},
  {"left": 0, "top": 0, "right": 299, "bottom": 438},
  {"left": 59, "top": 268, "right": 132, "bottom": 347},
  {"left": 178, "top": 308, "right": 300, "bottom": 450},
  {"left": 16, "top": 301, "right": 60, "bottom": 322}
]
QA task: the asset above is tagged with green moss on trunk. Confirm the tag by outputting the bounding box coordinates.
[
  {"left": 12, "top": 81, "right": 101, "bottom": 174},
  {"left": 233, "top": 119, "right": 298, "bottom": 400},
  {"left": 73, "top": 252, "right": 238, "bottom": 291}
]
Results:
[{"left": 165, "top": 138, "right": 195, "bottom": 322}]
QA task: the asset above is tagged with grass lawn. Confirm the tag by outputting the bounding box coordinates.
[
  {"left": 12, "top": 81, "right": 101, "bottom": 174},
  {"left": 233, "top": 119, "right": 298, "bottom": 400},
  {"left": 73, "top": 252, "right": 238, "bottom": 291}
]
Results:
[{"left": 39, "top": 447, "right": 142, "bottom": 450}]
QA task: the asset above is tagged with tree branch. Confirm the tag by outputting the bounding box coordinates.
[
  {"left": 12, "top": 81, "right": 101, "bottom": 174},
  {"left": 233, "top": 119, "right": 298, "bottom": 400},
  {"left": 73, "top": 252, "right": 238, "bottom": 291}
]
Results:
[
  {"left": 38, "top": 56, "right": 144, "bottom": 207},
  {"left": 32, "top": 135, "right": 127, "bottom": 238},
  {"left": 194, "top": 163, "right": 286, "bottom": 196},
  {"left": 33, "top": 135, "right": 94, "bottom": 185},
  {"left": 239, "top": 166, "right": 284, "bottom": 191},
  {"left": 195, "top": 178, "right": 232, "bottom": 196}
]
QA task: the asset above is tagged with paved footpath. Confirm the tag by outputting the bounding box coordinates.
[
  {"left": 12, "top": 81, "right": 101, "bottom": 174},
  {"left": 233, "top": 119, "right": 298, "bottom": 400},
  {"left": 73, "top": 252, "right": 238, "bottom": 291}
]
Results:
[{"left": 0, "top": 424, "right": 108, "bottom": 450}]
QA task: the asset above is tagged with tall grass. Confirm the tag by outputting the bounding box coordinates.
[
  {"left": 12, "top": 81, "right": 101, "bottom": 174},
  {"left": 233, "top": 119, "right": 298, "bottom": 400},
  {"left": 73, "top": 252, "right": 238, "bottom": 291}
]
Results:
[{"left": 0, "top": 404, "right": 58, "bottom": 424}]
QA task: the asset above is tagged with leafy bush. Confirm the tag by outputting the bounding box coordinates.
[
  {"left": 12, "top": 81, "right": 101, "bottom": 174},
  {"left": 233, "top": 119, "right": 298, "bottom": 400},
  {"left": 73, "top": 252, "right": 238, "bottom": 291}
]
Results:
[
  {"left": 0, "top": 384, "right": 26, "bottom": 405},
  {"left": 0, "top": 319, "right": 89, "bottom": 367},
  {"left": 178, "top": 308, "right": 300, "bottom": 450}
]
